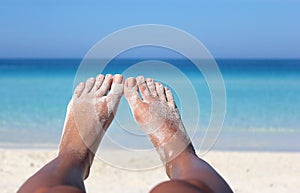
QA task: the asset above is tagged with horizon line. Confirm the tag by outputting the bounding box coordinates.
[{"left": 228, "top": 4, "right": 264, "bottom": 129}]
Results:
[{"left": 0, "top": 57, "right": 300, "bottom": 60}]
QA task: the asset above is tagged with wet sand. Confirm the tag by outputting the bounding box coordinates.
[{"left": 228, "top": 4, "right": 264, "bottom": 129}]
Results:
[{"left": 1, "top": 148, "right": 299, "bottom": 193}]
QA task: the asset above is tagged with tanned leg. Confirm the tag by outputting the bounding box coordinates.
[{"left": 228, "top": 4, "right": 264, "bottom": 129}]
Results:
[
  {"left": 17, "top": 74, "right": 123, "bottom": 193},
  {"left": 124, "top": 76, "right": 233, "bottom": 193}
]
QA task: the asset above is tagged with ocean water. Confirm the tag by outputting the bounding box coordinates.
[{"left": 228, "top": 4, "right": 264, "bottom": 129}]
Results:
[{"left": 0, "top": 59, "right": 299, "bottom": 151}]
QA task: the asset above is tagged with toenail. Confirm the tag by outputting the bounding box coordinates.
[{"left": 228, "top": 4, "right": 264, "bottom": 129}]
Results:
[
  {"left": 137, "top": 76, "right": 144, "bottom": 81},
  {"left": 127, "top": 78, "right": 136, "bottom": 87},
  {"left": 114, "top": 74, "right": 123, "bottom": 83},
  {"left": 140, "top": 85, "right": 146, "bottom": 91},
  {"left": 97, "top": 74, "right": 104, "bottom": 79},
  {"left": 146, "top": 78, "right": 153, "bottom": 82}
]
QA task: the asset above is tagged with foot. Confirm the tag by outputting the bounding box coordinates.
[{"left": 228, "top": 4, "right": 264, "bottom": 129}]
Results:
[
  {"left": 124, "top": 76, "right": 190, "bottom": 162},
  {"left": 59, "top": 74, "right": 123, "bottom": 178}
]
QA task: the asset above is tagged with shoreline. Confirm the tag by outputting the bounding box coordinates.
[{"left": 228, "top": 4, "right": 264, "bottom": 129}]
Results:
[{"left": 2, "top": 129, "right": 300, "bottom": 153}]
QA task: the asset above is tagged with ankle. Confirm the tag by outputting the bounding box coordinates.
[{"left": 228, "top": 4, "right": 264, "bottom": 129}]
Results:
[
  {"left": 155, "top": 129, "right": 191, "bottom": 163},
  {"left": 165, "top": 143, "right": 196, "bottom": 177},
  {"left": 57, "top": 149, "right": 93, "bottom": 179}
]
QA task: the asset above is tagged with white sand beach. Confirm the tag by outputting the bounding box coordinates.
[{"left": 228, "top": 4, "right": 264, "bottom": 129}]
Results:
[{"left": 1, "top": 148, "right": 299, "bottom": 193}]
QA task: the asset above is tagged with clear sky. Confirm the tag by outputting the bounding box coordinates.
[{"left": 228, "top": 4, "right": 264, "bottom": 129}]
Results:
[{"left": 0, "top": 0, "right": 299, "bottom": 58}]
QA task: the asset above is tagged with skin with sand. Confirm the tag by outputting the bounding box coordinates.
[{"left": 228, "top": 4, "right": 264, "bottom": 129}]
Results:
[
  {"left": 17, "top": 74, "right": 233, "bottom": 193},
  {"left": 124, "top": 76, "right": 190, "bottom": 163}
]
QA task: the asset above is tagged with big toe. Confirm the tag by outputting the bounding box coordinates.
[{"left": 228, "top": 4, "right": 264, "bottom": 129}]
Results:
[
  {"left": 105, "top": 74, "right": 124, "bottom": 112},
  {"left": 110, "top": 74, "right": 124, "bottom": 96},
  {"left": 124, "top": 77, "right": 142, "bottom": 109},
  {"left": 113, "top": 74, "right": 123, "bottom": 85}
]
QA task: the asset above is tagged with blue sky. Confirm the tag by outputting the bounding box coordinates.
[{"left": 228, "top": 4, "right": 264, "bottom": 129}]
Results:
[{"left": 0, "top": 0, "right": 299, "bottom": 58}]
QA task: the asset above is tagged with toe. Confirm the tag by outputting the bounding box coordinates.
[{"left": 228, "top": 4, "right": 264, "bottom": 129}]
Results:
[
  {"left": 83, "top": 77, "right": 96, "bottom": 93},
  {"left": 137, "top": 76, "right": 151, "bottom": 101},
  {"left": 155, "top": 82, "right": 167, "bottom": 102},
  {"left": 95, "top": 74, "right": 113, "bottom": 97},
  {"left": 124, "top": 77, "right": 142, "bottom": 109},
  {"left": 107, "top": 74, "right": 124, "bottom": 112},
  {"left": 146, "top": 78, "right": 158, "bottom": 97},
  {"left": 113, "top": 74, "right": 123, "bottom": 85},
  {"left": 73, "top": 82, "right": 85, "bottom": 98},
  {"left": 109, "top": 74, "right": 124, "bottom": 96},
  {"left": 165, "top": 87, "right": 176, "bottom": 108},
  {"left": 92, "top": 74, "right": 105, "bottom": 92}
]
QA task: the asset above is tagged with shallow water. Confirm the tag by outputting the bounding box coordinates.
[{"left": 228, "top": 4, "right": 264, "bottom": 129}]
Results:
[{"left": 0, "top": 59, "right": 299, "bottom": 151}]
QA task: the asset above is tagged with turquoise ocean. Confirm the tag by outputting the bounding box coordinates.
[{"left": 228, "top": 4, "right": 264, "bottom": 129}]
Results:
[{"left": 0, "top": 59, "right": 299, "bottom": 151}]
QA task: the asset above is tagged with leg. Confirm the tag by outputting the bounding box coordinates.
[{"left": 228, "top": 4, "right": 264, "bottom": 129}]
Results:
[
  {"left": 18, "top": 74, "right": 123, "bottom": 193},
  {"left": 124, "top": 76, "right": 233, "bottom": 193}
]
